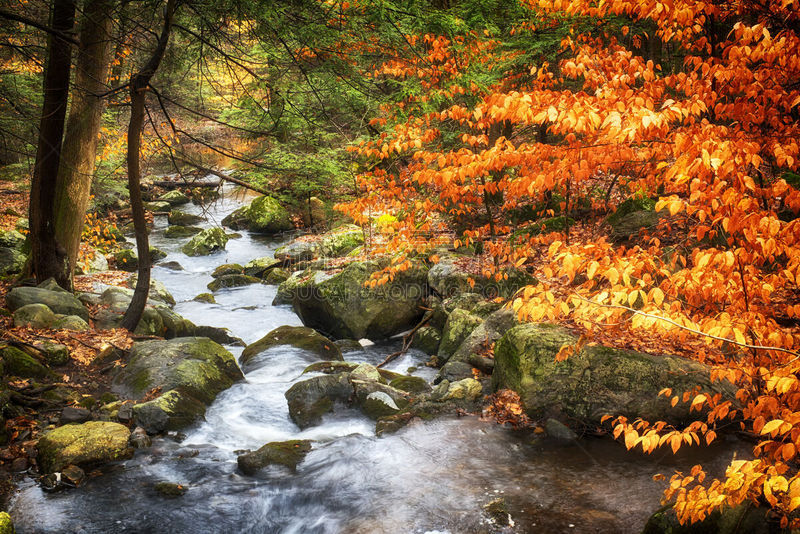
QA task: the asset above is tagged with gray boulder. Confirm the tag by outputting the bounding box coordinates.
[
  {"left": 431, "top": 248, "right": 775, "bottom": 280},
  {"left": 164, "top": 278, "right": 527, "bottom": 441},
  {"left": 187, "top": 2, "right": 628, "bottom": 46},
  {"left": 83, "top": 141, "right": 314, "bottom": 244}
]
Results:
[
  {"left": 6, "top": 286, "right": 88, "bottom": 321},
  {"left": 182, "top": 227, "right": 228, "bottom": 256},
  {"left": 492, "top": 323, "right": 736, "bottom": 426},
  {"left": 241, "top": 326, "right": 342, "bottom": 367},
  {"left": 237, "top": 440, "right": 312, "bottom": 475}
]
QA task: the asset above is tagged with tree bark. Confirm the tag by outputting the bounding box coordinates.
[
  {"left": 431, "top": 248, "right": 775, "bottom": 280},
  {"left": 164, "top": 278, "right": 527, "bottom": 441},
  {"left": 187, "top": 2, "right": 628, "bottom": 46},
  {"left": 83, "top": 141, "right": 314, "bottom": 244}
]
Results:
[
  {"left": 29, "top": 0, "right": 76, "bottom": 287},
  {"left": 53, "top": 0, "right": 114, "bottom": 288},
  {"left": 121, "top": 0, "right": 178, "bottom": 331}
]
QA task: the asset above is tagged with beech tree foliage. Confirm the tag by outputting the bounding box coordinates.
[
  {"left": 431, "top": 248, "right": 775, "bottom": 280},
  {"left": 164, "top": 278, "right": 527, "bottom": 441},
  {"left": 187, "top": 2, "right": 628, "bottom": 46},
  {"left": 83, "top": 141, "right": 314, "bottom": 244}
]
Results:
[{"left": 334, "top": 0, "right": 800, "bottom": 526}]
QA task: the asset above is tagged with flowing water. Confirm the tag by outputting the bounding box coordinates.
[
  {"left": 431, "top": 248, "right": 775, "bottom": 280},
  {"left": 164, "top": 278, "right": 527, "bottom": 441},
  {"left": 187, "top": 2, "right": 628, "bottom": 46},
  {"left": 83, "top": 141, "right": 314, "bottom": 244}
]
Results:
[{"left": 9, "top": 186, "right": 745, "bottom": 533}]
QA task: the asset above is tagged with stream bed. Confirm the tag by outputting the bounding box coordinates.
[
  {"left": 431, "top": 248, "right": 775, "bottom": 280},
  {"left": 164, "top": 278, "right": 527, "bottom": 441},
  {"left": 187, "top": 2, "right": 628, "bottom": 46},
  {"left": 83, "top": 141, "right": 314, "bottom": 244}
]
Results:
[{"left": 9, "top": 187, "right": 744, "bottom": 533}]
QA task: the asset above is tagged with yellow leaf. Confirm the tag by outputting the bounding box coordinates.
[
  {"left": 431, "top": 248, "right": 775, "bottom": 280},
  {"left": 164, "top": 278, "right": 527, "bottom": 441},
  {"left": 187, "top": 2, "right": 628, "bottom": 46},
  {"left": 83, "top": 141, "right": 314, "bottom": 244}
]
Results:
[
  {"left": 652, "top": 287, "right": 665, "bottom": 306},
  {"left": 761, "top": 419, "right": 784, "bottom": 436}
]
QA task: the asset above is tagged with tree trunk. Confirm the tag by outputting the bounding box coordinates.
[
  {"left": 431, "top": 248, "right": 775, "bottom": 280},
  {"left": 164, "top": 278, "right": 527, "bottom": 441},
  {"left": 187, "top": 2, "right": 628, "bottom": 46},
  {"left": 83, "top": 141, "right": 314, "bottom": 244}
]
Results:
[
  {"left": 121, "top": 0, "right": 177, "bottom": 331},
  {"left": 29, "top": 0, "right": 76, "bottom": 287},
  {"left": 53, "top": 0, "right": 114, "bottom": 288}
]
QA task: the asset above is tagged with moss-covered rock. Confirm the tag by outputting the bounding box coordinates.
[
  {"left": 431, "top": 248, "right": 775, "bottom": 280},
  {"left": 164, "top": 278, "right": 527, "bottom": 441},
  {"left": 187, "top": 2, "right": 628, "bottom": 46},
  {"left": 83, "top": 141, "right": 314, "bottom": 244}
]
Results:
[
  {"left": 132, "top": 389, "right": 208, "bottom": 433},
  {"left": 12, "top": 303, "right": 58, "bottom": 329},
  {"left": 428, "top": 254, "right": 535, "bottom": 299},
  {"left": 207, "top": 274, "right": 260, "bottom": 292},
  {"left": 211, "top": 263, "right": 244, "bottom": 278},
  {"left": 182, "top": 227, "right": 228, "bottom": 256},
  {"left": 362, "top": 391, "right": 401, "bottom": 419},
  {"left": 642, "top": 503, "right": 772, "bottom": 534},
  {"left": 164, "top": 225, "right": 202, "bottom": 238},
  {"left": 273, "top": 271, "right": 306, "bottom": 305},
  {"left": 237, "top": 440, "right": 312, "bottom": 475},
  {"left": 319, "top": 224, "right": 363, "bottom": 257},
  {"left": 243, "top": 257, "right": 281, "bottom": 278},
  {"left": 263, "top": 267, "right": 290, "bottom": 285},
  {"left": 410, "top": 325, "right": 442, "bottom": 355},
  {"left": 240, "top": 326, "right": 342, "bottom": 366},
  {"left": 284, "top": 373, "right": 353, "bottom": 429},
  {"left": 167, "top": 210, "right": 204, "bottom": 226},
  {"left": 144, "top": 201, "right": 171, "bottom": 212},
  {"left": 447, "top": 308, "right": 518, "bottom": 364},
  {"left": 334, "top": 339, "right": 363, "bottom": 353},
  {"left": 275, "top": 240, "right": 320, "bottom": 265},
  {"left": 112, "top": 249, "right": 138, "bottom": 271},
  {"left": 442, "top": 378, "right": 483, "bottom": 401},
  {"left": 0, "top": 247, "right": 25, "bottom": 276},
  {"left": 245, "top": 195, "right": 293, "bottom": 233},
  {"left": 36, "top": 342, "right": 69, "bottom": 366},
  {"left": 6, "top": 286, "right": 88, "bottom": 320},
  {"left": 288, "top": 259, "right": 429, "bottom": 340},
  {"left": 301, "top": 196, "right": 326, "bottom": 228},
  {"left": 1, "top": 346, "right": 52, "bottom": 378},
  {"left": 154, "top": 481, "right": 188, "bottom": 497},
  {"left": 113, "top": 337, "right": 243, "bottom": 431},
  {"left": 157, "top": 190, "right": 190, "bottom": 206},
  {"left": 606, "top": 196, "right": 663, "bottom": 242},
  {"left": 0, "top": 511, "right": 14, "bottom": 534},
  {"left": 388, "top": 375, "right": 432, "bottom": 394},
  {"left": 0, "top": 229, "right": 25, "bottom": 249},
  {"left": 438, "top": 308, "right": 483, "bottom": 363},
  {"left": 193, "top": 293, "right": 216, "bottom": 304},
  {"left": 36, "top": 421, "right": 132, "bottom": 473},
  {"left": 492, "top": 323, "right": 737, "bottom": 425},
  {"left": 52, "top": 314, "right": 90, "bottom": 331}
]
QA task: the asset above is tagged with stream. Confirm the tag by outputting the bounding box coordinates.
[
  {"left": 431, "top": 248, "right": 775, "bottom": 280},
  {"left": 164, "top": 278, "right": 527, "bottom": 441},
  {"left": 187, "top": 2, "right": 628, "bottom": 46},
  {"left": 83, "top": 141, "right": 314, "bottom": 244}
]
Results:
[{"left": 9, "top": 187, "right": 745, "bottom": 533}]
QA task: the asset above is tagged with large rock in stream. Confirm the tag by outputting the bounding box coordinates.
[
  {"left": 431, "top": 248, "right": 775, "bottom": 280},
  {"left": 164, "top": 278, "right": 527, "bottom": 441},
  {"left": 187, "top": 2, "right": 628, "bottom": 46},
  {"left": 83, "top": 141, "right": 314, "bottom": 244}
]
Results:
[
  {"left": 237, "top": 440, "right": 312, "bottom": 475},
  {"left": 112, "top": 337, "right": 244, "bottom": 433},
  {"left": 37, "top": 421, "right": 133, "bottom": 473},
  {"left": 492, "top": 323, "right": 736, "bottom": 426},
  {"left": 222, "top": 195, "right": 292, "bottom": 234},
  {"left": 182, "top": 227, "right": 228, "bottom": 256},
  {"left": 279, "top": 259, "right": 428, "bottom": 340},
  {"left": 240, "top": 326, "right": 342, "bottom": 368}
]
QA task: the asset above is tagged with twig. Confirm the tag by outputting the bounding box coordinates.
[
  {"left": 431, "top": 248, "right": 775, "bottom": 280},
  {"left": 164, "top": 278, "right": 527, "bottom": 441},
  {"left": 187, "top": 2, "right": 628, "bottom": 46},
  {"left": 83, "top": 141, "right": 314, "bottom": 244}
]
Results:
[{"left": 377, "top": 312, "right": 431, "bottom": 368}]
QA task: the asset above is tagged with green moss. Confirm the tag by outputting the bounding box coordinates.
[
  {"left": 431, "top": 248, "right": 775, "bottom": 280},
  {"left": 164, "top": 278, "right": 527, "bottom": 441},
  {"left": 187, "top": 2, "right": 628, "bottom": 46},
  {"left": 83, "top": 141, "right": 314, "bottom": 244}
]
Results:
[
  {"left": 237, "top": 440, "right": 312, "bottom": 475},
  {"left": 37, "top": 421, "right": 132, "bottom": 473},
  {"left": 193, "top": 293, "right": 216, "bottom": 304},
  {"left": 1, "top": 346, "right": 52, "bottom": 378},
  {"left": 182, "top": 227, "right": 229, "bottom": 256},
  {"left": 0, "top": 511, "right": 14, "bottom": 534},
  {"left": 211, "top": 263, "right": 244, "bottom": 278},
  {"left": 246, "top": 196, "right": 293, "bottom": 233},
  {"left": 154, "top": 481, "right": 188, "bottom": 497},
  {"left": 164, "top": 225, "right": 202, "bottom": 238},
  {"left": 388, "top": 375, "right": 431, "bottom": 394}
]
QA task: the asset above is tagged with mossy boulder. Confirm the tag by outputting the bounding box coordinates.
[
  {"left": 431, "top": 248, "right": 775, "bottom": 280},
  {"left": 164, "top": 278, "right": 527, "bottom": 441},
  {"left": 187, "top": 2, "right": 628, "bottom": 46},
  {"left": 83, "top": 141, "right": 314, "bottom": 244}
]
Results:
[
  {"left": 237, "top": 440, "right": 312, "bottom": 475},
  {"left": 133, "top": 389, "right": 208, "bottom": 433},
  {"left": 111, "top": 247, "right": 166, "bottom": 271},
  {"left": 182, "top": 227, "right": 228, "bottom": 256},
  {"left": 284, "top": 373, "right": 353, "bottom": 429},
  {"left": 264, "top": 267, "right": 290, "bottom": 285},
  {"left": 362, "top": 391, "right": 401, "bottom": 419},
  {"left": 240, "top": 326, "right": 342, "bottom": 366},
  {"left": 301, "top": 196, "right": 327, "bottom": 227},
  {"left": 193, "top": 293, "right": 216, "bottom": 304},
  {"left": 319, "top": 225, "right": 363, "bottom": 257},
  {"left": 389, "top": 375, "right": 431, "bottom": 394},
  {"left": 113, "top": 337, "right": 243, "bottom": 431},
  {"left": 244, "top": 195, "right": 293, "bottom": 233},
  {"left": 410, "top": 325, "right": 442, "bottom": 355},
  {"left": 428, "top": 254, "right": 535, "bottom": 299},
  {"left": 288, "top": 259, "right": 429, "bottom": 340},
  {"left": 164, "top": 225, "right": 202, "bottom": 238},
  {"left": 211, "top": 263, "right": 244, "bottom": 278},
  {"left": 74, "top": 246, "right": 108, "bottom": 274},
  {"left": 0, "top": 229, "right": 25, "bottom": 249},
  {"left": 273, "top": 271, "right": 306, "bottom": 305},
  {"left": 167, "top": 210, "right": 204, "bottom": 226},
  {"left": 0, "top": 247, "right": 25, "bottom": 276},
  {"left": 157, "top": 190, "right": 190, "bottom": 206},
  {"left": 492, "top": 323, "right": 736, "bottom": 426},
  {"left": 442, "top": 378, "right": 483, "bottom": 401},
  {"left": 6, "top": 286, "right": 88, "bottom": 320},
  {"left": 1, "top": 346, "right": 52, "bottom": 378},
  {"left": 606, "top": 196, "right": 664, "bottom": 242},
  {"left": 275, "top": 240, "right": 320, "bottom": 265},
  {"left": 154, "top": 481, "right": 188, "bottom": 497},
  {"left": 52, "top": 314, "right": 89, "bottom": 331},
  {"left": 207, "top": 274, "right": 260, "bottom": 292},
  {"left": 36, "top": 342, "right": 69, "bottom": 366},
  {"left": 12, "top": 303, "right": 58, "bottom": 329},
  {"left": 438, "top": 308, "right": 483, "bottom": 363},
  {"left": 447, "top": 308, "right": 518, "bottom": 364},
  {"left": 36, "top": 421, "right": 132, "bottom": 473},
  {"left": 144, "top": 201, "right": 171, "bottom": 212},
  {"left": 243, "top": 257, "right": 281, "bottom": 278},
  {"left": 642, "top": 503, "right": 772, "bottom": 534},
  {"left": 0, "top": 511, "right": 13, "bottom": 534}
]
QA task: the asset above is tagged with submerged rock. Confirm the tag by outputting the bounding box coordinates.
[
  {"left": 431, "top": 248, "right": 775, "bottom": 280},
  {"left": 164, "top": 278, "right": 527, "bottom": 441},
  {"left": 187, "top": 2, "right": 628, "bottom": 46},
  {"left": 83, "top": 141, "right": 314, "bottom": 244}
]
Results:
[
  {"left": 284, "top": 373, "right": 353, "bottom": 429},
  {"left": 154, "top": 481, "right": 188, "bottom": 497},
  {"left": 167, "top": 210, "right": 204, "bottom": 226},
  {"left": 36, "top": 421, "right": 132, "bottom": 473},
  {"left": 492, "top": 323, "right": 737, "bottom": 426},
  {"left": 237, "top": 440, "right": 312, "bottom": 475},
  {"left": 163, "top": 225, "right": 202, "bottom": 238},
  {"left": 240, "top": 326, "right": 342, "bottom": 366}
]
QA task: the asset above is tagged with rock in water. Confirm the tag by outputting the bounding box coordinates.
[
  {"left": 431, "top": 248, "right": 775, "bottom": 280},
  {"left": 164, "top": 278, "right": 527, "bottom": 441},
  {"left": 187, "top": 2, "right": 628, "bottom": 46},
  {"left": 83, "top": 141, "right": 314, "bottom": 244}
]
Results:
[
  {"left": 112, "top": 337, "right": 244, "bottom": 432},
  {"left": 181, "top": 227, "right": 228, "bottom": 256},
  {"left": 240, "top": 325, "right": 342, "bottom": 366},
  {"left": 492, "top": 323, "right": 736, "bottom": 426},
  {"left": 287, "top": 259, "right": 429, "bottom": 340},
  {"left": 237, "top": 440, "right": 312, "bottom": 475},
  {"left": 36, "top": 421, "right": 132, "bottom": 473}
]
